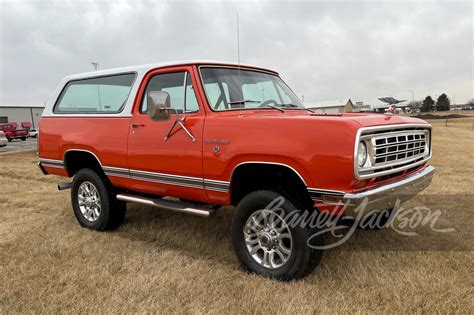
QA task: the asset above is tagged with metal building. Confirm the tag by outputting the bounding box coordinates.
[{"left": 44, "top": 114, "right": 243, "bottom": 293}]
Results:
[
  {"left": 0, "top": 105, "right": 45, "bottom": 128},
  {"left": 304, "top": 99, "right": 354, "bottom": 113}
]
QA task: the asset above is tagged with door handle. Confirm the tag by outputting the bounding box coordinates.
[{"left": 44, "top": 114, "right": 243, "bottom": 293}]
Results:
[{"left": 131, "top": 123, "right": 145, "bottom": 128}]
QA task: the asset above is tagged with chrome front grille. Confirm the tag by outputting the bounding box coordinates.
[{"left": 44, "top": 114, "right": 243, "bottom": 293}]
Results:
[
  {"left": 355, "top": 125, "right": 431, "bottom": 179},
  {"left": 373, "top": 131, "right": 428, "bottom": 166}
]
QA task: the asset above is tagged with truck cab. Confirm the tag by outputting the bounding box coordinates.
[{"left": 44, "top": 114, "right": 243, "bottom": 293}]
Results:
[
  {"left": 0, "top": 123, "right": 28, "bottom": 142},
  {"left": 38, "top": 60, "right": 434, "bottom": 280}
]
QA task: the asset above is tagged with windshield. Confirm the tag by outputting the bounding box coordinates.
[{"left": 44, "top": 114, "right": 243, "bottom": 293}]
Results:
[{"left": 199, "top": 67, "right": 304, "bottom": 111}]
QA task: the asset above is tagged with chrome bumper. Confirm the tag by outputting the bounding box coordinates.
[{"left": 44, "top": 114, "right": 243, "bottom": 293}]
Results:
[{"left": 342, "top": 165, "right": 435, "bottom": 219}]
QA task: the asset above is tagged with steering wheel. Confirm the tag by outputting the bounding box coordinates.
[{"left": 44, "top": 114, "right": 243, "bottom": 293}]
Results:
[{"left": 259, "top": 99, "right": 278, "bottom": 107}]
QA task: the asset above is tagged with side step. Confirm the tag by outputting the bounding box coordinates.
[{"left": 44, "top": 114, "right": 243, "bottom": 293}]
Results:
[{"left": 116, "top": 193, "right": 215, "bottom": 217}]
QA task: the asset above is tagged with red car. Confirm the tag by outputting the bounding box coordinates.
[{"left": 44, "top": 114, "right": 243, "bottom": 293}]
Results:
[
  {"left": 0, "top": 123, "right": 28, "bottom": 142},
  {"left": 38, "top": 60, "right": 434, "bottom": 280}
]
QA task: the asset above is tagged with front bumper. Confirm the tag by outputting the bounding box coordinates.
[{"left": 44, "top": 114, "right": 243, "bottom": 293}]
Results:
[{"left": 342, "top": 165, "right": 435, "bottom": 219}]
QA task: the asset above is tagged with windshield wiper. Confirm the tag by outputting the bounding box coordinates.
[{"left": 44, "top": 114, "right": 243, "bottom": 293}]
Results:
[
  {"left": 260, "top": 103, "right": 285, "bottom": 112},
  {"left": 227, "top": 100, "right": 285, "bottom": 113},
  {"left": 227, "top": 100, "right": 259, "bottom": 106},
  {"left": 278, "top": 103, "right": 315, "bottom": 113}
]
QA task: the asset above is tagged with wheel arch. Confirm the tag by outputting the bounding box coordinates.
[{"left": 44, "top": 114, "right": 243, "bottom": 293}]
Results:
[
  {"left": 63, "top": 149, "right": 104, "bottom": 177},
  {"left": 229, "top": 161, "right": 312, "bottom": 209}
]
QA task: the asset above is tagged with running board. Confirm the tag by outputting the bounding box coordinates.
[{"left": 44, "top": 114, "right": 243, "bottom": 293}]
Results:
[{"left": 116, "top": 193, "right": 215, "bottom": 217}]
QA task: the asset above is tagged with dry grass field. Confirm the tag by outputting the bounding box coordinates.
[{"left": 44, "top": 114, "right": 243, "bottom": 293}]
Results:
[{"left": 0, "top": 124, "right": 473, "bottom": 313}]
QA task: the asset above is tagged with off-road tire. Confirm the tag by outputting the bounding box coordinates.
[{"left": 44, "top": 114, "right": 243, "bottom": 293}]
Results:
[
  {"left": 231, "top": 190, "right": 323, "bottom": 281},
  {"left": 71, "top": 168, "right": 126, "bottom": 231}
]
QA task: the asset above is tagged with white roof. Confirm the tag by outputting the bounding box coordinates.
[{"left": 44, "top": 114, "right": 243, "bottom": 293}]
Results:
[
  {"left": 0, "top": 104, "right": 45, "bottom": 108},
  {"left": 42, "top": 60, "right": 278, "bottom": 118},
  {"left": 65, "top": 59, "right": 278, "bottom": 81}
]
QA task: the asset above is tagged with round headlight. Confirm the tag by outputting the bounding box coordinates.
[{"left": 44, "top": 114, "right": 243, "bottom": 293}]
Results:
[{"left": 358, "top": 141, "right": 367, "bottom": 167}]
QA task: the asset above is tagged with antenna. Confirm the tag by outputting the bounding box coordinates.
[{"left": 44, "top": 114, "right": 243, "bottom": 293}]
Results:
[
  {"left": 236, "top": 12, "right": 243, "bottom": 115},
  {"left": 91, "top": 62, "right": 99, "bottom": 71},
  {"left": 237, "top": 13, "right": 241, "bottom": 66}
]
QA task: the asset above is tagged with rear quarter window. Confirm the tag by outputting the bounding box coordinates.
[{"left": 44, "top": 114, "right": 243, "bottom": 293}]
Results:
[{"left": 54, "top": 73, "right": 136, "bottom": 114}]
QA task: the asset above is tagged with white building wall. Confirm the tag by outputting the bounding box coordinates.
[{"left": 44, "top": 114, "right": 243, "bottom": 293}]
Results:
[{"left": 0, "top": 107, "right": 44, "bottom": 128}]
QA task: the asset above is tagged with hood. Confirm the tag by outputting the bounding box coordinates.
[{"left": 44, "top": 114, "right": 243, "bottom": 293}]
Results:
[
  {"left": 237, "top": 111, "right": 429, "bottom": 128},
  {"left": 339, "top": 112, "right": 429, "bottom": 127}
]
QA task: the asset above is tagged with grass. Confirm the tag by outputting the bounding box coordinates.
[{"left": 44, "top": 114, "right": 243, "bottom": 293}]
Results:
[{"left": 0, "top": 125, "right": 473, "bottom": 313}]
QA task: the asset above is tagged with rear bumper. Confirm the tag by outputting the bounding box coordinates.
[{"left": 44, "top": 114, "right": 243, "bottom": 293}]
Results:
[{"left": 342, "top": 165, "right": 435, "bottom": 219}]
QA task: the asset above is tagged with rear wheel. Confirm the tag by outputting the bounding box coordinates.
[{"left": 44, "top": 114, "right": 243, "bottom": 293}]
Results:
[
  {"left": 71, "top": 168, "right": 126, "bottom": 231},
  {"left": 231, "top": 190, "right": 323, "bottom": 281},
  {"left": 21, "top": 137, "right": 26, "bottom": 141}
]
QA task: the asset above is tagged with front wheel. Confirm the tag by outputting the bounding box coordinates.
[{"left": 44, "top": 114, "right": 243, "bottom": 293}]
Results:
[
  {"left": 231, "top": 190, "right": 324, "bottom": 281},
  {"left": 71, "top": 168, "right": 126, "bottom": 231},
  {"left": 21, "top": 137, "right": 26, "bottom": 141}
]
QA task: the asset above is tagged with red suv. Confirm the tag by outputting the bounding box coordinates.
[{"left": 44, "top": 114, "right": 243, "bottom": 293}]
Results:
[{"left": 38, "top": 60, "right": 435, "bottom": 280}]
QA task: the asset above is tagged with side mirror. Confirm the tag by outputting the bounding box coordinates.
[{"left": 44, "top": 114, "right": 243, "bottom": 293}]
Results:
[{"left": 148, "top": 91, "right": 171, "bottom": 121}]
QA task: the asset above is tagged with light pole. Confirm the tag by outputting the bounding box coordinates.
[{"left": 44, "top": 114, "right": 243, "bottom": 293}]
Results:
[{"left": 91, "top": 62, "right": 99, "bottom": 71}]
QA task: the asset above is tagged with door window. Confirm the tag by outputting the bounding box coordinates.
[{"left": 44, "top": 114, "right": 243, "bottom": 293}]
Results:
[{"left": 141, "top": 71, "right": 199, "bottom": 114}]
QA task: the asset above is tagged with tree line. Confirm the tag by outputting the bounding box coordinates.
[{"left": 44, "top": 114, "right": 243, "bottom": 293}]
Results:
[{"left": 408, "top": 93, "right": 451, "bottom": 112}]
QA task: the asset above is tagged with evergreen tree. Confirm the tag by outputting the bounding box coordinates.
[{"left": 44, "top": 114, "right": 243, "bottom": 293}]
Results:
[
  {"left": 421, "top": 96, "right": 435, "bottom": 112},
  {"left": 436, "top": 93, "right": 450, "bottom": 111}
]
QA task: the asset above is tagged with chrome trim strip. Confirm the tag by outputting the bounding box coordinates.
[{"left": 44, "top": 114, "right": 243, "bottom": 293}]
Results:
[
  {"left": 39, "top": 158, "right": 65, "bottom": 170},
  {"left": 130, "top": 169, "right": 203, "bottom": 183},
  {"left": 41, "top": 163, "right": 65, "bottom": 169},
  {"left": 307, "top": 188, "right": 345, "bottom": 198},
  {"left": 203, "top": 178, "right": 230, "bottom": 192},
  {"left": 104, "top": 172, "right": 130, "bottom": 179},
  {"left": 47, "top": 150, "right": 230, "bottom": 192},
  {"left": 39, "top": 158, "right": 64, "bottom": 166},
  {"left": 131, "top": 174, "right": 204, "bottom": 189},
  {"left": 354, "top": 124, "right": 432, "bottom": 179}
]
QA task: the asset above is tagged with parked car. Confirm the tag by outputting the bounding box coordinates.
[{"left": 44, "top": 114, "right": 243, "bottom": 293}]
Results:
[
  {"left": 29, "top": 128, "right": 38, "bottom": 138},
  {"left": 0, "top": 123, "right": 28, "bottom": 141},
  {"left": 0, "top": 131, "right": 7, "bottom": 147},
  {"left": 38, "top": 60, "right": 435, "bottom": 280}
]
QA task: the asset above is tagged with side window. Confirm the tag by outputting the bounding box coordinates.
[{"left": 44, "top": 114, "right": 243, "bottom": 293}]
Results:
[
  {"left": 141, "top": 71, "right": 199, "bottom": 114},
  {"left": 55, "top": 73, "right": 136, "bottom": 113}
]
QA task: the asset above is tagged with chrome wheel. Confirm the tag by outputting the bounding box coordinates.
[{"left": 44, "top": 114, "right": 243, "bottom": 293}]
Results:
[
  {"left": 243, "top": 209, "right": 293, "bottom": 269},
  {"left": 77, "top": 181, "right": 101, "bottom": 222}
]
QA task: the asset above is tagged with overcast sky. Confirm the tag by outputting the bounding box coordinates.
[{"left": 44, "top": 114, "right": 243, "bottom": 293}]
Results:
[{"left": 1, "top": 0, "right": 472, "bottom": 106}]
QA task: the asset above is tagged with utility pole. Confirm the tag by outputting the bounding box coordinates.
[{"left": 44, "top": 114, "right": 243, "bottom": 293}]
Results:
[{"left": 91, "top": 62, "right": 99, "bottom": 71}]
